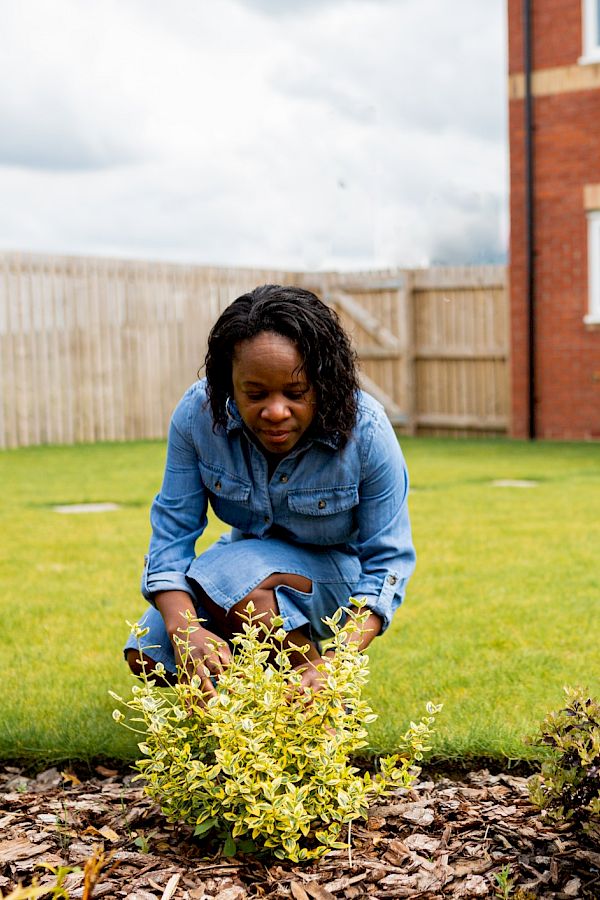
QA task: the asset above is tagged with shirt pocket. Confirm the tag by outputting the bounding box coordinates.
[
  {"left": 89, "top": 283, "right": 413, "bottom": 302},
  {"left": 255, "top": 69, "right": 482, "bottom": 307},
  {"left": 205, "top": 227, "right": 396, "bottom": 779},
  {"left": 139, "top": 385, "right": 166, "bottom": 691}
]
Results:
[
  {"left": 199, "top": 460, "right": 253, "bottom": 532},
  {"left": 286, "top": 484, "right": 359, "bottom": 545}
]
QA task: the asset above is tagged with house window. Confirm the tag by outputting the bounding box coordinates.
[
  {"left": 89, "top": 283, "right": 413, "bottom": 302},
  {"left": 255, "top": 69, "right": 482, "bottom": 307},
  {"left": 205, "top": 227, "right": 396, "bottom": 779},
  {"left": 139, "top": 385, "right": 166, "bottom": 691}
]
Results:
[
  {"left": 586, "top": 211, "right": 600, "bottom": 323},
  {"left": 581, "top": 0, "right": 600, "bottom": 61}
]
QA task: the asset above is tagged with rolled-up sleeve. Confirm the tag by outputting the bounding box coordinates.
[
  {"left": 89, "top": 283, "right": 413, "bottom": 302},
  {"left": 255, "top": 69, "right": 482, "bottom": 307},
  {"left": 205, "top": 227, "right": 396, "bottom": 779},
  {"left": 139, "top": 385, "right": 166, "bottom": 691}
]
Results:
[
  {"left": 142, "top": 389, "right": 208, "bottom": 603},
  {"left": 352, "top": 412, "right": 416, "bottom": 632}
]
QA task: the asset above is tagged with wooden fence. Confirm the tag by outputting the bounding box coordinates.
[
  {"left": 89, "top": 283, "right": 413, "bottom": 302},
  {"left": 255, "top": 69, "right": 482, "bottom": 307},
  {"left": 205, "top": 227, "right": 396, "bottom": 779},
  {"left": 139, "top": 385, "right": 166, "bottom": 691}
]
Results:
[{"left": 0, "top": 253, "right": 508, "bottom": 448}]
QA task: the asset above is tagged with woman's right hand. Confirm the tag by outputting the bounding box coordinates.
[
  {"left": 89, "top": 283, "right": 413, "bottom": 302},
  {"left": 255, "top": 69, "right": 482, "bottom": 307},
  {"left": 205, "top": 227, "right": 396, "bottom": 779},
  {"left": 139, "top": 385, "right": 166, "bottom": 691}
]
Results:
[
  {"left": 173, "top": 624, "right": 232, "bottom": 698},
  {"left": 155, "top": 590, "right": 232, "bottom": 698}
]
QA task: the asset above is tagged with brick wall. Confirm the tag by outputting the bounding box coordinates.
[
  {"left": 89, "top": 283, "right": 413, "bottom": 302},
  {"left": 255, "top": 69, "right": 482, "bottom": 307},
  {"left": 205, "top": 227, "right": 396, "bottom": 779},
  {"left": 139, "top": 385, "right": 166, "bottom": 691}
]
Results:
[
  {"left": 508, "top": 0, "right": 581, "bottom": 73},
  {"left": 508, "top": 0, "right": 600, "bottom": 439}
]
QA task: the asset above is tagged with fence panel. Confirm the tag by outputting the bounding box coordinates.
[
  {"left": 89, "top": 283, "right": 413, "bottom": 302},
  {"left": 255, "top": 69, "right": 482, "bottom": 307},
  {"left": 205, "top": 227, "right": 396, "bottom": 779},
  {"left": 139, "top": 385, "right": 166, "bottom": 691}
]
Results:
[
  {"left": 323, "top": 272, "right": 409, "bottom": 427},
  {"left": 411, "top": 266, "right": 509, "bottom": 436},
  {"left": 0, "top": 253, "right": 508, "bottom": 447}
]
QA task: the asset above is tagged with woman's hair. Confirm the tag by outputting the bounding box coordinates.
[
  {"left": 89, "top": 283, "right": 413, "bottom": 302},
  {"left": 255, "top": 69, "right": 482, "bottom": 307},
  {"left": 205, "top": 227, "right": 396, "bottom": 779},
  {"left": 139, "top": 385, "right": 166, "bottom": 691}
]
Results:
[{"left": 204, "top": 284, "right": 359, "bottom": 445}]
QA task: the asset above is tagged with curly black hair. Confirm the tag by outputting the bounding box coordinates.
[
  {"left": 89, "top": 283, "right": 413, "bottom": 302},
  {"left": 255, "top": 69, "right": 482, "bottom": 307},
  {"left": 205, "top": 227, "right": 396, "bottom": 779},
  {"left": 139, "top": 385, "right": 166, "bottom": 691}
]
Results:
[{"left": 204, "top": 284, "right": 359, "bottom": 446}]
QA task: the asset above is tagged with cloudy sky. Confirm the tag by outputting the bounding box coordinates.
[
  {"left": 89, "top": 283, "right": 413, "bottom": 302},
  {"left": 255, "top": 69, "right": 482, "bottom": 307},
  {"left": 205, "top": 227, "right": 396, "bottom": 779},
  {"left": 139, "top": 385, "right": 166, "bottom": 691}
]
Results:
[{"left": 0, "top": 0, "right": 508, "bottom": 271}]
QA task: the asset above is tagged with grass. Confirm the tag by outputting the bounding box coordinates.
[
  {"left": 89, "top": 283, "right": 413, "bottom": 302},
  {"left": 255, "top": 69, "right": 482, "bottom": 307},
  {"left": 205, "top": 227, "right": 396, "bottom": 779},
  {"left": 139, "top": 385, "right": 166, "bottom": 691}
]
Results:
[{"left": 1, "top": 437, "right": 599, "bottom": 766}]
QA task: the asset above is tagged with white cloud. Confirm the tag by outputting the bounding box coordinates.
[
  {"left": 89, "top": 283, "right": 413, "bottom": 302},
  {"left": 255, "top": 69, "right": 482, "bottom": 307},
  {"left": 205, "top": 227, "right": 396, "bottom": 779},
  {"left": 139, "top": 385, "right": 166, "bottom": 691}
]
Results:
[{"left": 0, "top": 0, "right": 507, "bottom": 269}]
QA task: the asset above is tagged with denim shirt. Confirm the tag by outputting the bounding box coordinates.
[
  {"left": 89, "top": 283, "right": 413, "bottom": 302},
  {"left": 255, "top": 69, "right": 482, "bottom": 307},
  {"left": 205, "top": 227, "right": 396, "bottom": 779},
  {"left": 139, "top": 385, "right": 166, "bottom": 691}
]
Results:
[{"left": 142, "top": 379, "right": 416, "bottom": 632}]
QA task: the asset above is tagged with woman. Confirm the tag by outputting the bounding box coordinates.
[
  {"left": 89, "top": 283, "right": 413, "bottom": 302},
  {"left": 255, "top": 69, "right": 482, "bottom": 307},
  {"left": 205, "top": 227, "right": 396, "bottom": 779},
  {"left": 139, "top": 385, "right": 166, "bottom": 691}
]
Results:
[{"left": 124, "top": 284, "right": 415, "bottom": 697}]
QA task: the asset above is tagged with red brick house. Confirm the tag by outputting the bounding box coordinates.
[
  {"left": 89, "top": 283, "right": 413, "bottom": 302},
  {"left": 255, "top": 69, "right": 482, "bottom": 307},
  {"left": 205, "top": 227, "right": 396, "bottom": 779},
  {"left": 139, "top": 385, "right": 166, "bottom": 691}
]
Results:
[{"left": 508, "top": 0, "right": 600, "bottom": 438}]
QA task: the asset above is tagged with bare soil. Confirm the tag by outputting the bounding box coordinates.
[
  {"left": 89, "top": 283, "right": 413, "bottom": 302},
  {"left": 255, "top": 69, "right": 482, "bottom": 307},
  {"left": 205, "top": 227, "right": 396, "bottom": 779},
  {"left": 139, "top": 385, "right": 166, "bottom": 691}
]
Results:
[{"left": 1, "top": 765, "right": 599, "bottom": 900}]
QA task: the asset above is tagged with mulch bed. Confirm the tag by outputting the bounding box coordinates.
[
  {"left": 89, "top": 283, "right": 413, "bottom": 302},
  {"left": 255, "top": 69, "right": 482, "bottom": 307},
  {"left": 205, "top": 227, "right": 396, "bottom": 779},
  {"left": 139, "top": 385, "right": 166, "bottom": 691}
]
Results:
[{"left": 1, "top": 765, "right": 599, "bottom": 899}]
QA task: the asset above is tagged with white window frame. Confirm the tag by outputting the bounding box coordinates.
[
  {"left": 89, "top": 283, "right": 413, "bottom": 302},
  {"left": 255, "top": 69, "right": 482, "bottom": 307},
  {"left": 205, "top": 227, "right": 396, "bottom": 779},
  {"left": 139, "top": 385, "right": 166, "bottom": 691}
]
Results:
[
  {"left": 580, "top": 0, "right": 600, "bottom": 63},
  {"left": 585, "top": 211, "right": 600, "bottom": 323}
]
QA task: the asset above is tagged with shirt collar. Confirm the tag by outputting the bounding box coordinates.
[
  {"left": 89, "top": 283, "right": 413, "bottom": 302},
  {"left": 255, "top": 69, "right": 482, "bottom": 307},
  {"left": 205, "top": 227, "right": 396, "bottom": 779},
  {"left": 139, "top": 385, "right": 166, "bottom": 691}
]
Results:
[{"left": 225, "top": 397, "right": 340, "bottom": 450}]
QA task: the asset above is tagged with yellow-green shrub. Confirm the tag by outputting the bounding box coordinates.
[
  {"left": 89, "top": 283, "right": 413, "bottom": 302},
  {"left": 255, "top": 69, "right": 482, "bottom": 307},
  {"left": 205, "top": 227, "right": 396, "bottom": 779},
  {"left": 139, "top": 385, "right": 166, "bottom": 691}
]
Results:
[{"left": 112, "top": 600, "right": 440, "bottom": 861}]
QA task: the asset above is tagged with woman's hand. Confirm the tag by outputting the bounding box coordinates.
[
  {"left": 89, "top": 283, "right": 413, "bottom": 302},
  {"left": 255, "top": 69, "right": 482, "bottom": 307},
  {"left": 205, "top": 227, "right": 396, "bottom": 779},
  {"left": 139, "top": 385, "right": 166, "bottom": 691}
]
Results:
[
  {"left": 290, "top": 610, "right": 382, "bottom": 703},
  {"left": 294, "top": 655, "right": 329, "bottom": 696},
  {"left": 173, "top": 625, "right": 232, "bottom": 699},
  {"left": 155, "top": 590, "right": 232, "bottom": 698}
]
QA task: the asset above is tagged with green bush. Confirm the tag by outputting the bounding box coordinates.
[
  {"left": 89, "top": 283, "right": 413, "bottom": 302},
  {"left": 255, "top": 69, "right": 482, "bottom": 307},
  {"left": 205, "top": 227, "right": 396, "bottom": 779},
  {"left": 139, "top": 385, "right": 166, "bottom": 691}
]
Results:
[
  {"left": 529, "top": 686, "right": 600, "bottom": 838},
  {"left": 112, "top": 600, "right": 441, "bottom": 861}
]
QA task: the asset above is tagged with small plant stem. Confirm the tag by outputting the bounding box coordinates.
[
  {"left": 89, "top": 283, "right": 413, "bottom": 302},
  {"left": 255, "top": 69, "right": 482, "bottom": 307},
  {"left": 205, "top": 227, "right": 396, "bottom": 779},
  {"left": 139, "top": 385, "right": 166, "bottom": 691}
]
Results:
[
  {"left": 347, "top": 819, "right": 353, "bottom": 867},
  {"left": 117, "top": 722, "right": 148, "bottom": 735}
]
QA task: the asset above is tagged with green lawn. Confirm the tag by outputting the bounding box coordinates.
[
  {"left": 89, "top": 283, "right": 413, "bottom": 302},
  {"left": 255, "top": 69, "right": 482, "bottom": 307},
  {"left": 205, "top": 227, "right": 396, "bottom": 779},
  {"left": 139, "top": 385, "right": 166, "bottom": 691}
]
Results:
[{"left": 1, "top": 437, "right": 598, "bottom": 766}]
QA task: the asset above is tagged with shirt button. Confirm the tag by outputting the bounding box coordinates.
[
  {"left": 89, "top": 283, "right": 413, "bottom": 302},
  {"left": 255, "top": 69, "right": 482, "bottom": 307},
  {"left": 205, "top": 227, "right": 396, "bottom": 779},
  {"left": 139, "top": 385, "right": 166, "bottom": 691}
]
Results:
[
  {"left": 280, "top": 474, "right": 288, "bottom": 483},
  {"left": 215, "top": 480, "right": 222, "bottom": 491},
  {"left": 387, "top": 574, "right": 398, "bottom": 585},
  {"left": 318, "top": 499, "right": 327, "bottom": 509},
  {"left": 264, "top": 515, "right": 270, "bottom": 523}
]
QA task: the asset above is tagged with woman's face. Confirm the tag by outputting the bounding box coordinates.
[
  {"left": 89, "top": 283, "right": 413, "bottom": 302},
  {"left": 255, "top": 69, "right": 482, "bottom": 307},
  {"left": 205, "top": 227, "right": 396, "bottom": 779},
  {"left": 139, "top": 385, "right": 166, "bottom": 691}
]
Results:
[{"left": 231, "top": 331, "right": 316, "bottom": 455}]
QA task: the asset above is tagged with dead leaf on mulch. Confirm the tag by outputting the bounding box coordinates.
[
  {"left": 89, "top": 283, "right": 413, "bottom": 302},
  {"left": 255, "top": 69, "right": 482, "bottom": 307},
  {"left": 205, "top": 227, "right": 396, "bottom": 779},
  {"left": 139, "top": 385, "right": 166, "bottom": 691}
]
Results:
[
  {"left": 0, "top": 839, "right": 54, "bottom": 863},
  {"left": 1, "top": 765, "right": 599, "bottom": 898}
]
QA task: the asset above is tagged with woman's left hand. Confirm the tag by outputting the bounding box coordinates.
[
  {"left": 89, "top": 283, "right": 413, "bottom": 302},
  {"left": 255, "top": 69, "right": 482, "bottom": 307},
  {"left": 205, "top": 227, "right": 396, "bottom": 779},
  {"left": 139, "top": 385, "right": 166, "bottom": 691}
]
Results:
[{"left": 293, "top": 651, "right": 335, "bottom": 698}]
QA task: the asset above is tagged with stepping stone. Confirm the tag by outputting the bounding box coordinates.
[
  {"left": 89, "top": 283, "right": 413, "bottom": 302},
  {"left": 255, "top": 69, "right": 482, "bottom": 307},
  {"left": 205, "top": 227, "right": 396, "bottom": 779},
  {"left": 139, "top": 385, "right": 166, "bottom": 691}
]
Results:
[
  {"left": 491, "top": 479, "right": 538, "bottom": 488},
  {"left": 53, "top": 502, "right": 121, "bottom": 513}
]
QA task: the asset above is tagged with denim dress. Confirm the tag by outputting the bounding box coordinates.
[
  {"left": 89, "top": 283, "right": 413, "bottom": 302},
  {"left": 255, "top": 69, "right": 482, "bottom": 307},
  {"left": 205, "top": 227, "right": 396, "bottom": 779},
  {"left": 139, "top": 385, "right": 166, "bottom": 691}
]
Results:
[{"left": 124, "top": 380, "right": 416, "bottom": 673}]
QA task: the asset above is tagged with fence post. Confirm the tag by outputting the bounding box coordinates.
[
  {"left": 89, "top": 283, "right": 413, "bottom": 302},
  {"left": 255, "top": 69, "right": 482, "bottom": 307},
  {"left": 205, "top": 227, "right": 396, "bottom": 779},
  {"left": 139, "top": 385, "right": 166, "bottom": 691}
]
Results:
[{"left": 402, "top": 269, "right": 417, "bottom": 435}]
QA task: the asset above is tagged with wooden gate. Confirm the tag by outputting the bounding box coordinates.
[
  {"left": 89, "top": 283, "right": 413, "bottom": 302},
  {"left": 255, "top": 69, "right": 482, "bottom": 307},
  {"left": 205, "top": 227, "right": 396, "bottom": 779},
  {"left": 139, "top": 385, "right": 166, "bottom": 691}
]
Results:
[
  {"left": 324, "top": 278, "right": 410, "bottom": 429},
  {"left": 319, "top": 266, "right": 509, "bottom": 436}
]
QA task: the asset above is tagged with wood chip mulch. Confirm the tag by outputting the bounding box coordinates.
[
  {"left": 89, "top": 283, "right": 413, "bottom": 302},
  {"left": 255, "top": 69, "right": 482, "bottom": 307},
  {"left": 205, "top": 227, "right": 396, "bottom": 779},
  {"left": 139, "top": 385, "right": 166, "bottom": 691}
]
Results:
[{"left": 1, "top": 765, "right": 599, "bottom": 899}]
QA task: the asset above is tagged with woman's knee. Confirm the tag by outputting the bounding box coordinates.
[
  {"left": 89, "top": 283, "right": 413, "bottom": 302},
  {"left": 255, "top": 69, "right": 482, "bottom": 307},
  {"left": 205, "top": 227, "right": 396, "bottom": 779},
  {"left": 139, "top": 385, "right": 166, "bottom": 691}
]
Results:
[
  {"left": 228, "top": 572, "right": 312, "bottom": 624},
  {"left": 255, "top": 572, "right": 312, "bottom": 594},
  {"left": 126, "top": 649, "right": 176, "bottom": 685},
  {"left": 126, "top": 648, "right": 145, "bottom": 676}
]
